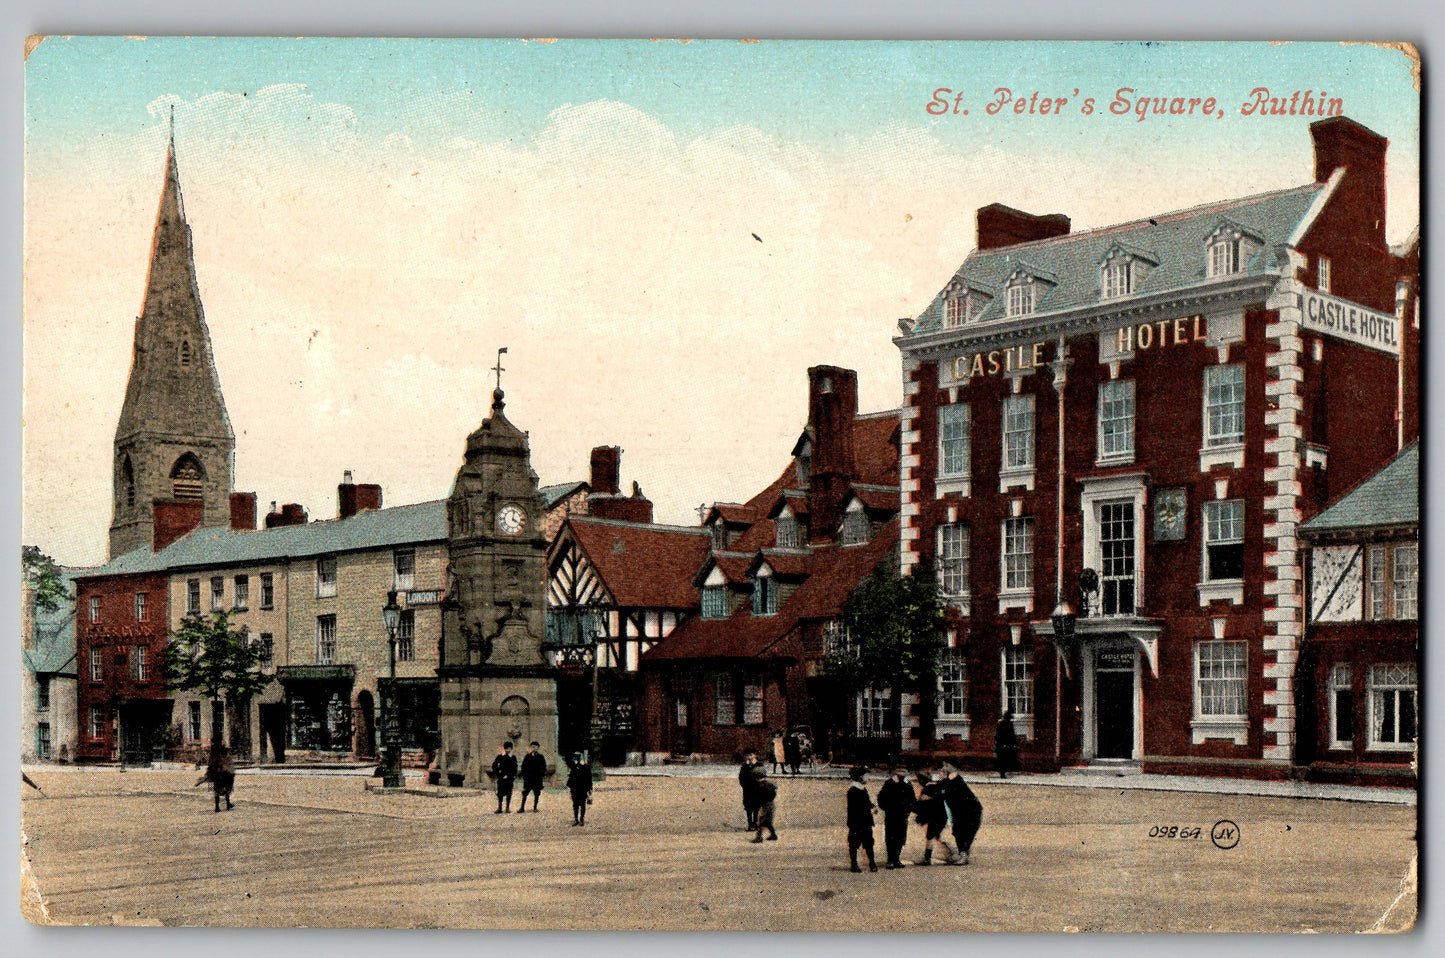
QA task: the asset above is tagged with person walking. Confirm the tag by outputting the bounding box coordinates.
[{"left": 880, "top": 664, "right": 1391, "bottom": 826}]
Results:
[
  {"left": 913, "top": 770, "right": 956, "bottom": 865},
  {"left": 876, "top": 765, "right": 915, "bottom": 869},
  {"left": 196, "top": 744, "right": 235, "bottom": 813},
  {"left": 750, "top": 765, "right": 778, "bottom": 843},
  {"left": 784, "top": 730, "right": 802, "bottom": 776},
  {"left": 942, "top": 766, "right": 984, "bottom": 865},
  {"left": 771, "top": 731, "right": 786, "bottom": 774},
  {"left": 845, "top": 766, "right": 877, "bottom": 873},
  {"left": 491, "top": 741, "right": 518, "bottom": 814},
  {"left": 566, "top": 753, "right": 593, "bottom": 826},
  {"left": 738, "top": 751, "right": 759, "bottom": 829},
  {"left": 518, "top": 741, "right": 547, "bottom": 812},
  {"left": 995, "top": 710, "right": 1020, "bottom": 779}
]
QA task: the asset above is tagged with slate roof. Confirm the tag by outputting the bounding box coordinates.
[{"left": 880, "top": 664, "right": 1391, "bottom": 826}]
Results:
[
  {"left": 908, "top": 183, "right": 1325, "bottom": 334},
  {"left": 77, "top": 499, "right": 448, "bottom": 580},
  {"left": 25, "top": 569, "right": 83, "bottom": 676},
  {"left": 1301, "top": 442, "right": 1419, "bottom": 534},
  {"left": 567, "top": 517, "right": 713, "bottom": 609},
  {"left": 540, "top": 481, "right": 588, "bottom": 509},
  {"left": 645, "top": 520, "right": 899, "bottom": 662}
]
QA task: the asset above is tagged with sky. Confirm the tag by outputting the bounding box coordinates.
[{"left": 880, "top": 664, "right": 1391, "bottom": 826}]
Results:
[{"left": 22, "top": 38, "right": 1420, "bottom": 567}]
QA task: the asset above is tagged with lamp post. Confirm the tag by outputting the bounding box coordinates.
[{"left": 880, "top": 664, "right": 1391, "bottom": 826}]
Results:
[
  {"left": 380, "top": 589, "right": 403, "bottom": 789},
  {"left": 589, "top": 608, "right": 606, "bottom": 783}
]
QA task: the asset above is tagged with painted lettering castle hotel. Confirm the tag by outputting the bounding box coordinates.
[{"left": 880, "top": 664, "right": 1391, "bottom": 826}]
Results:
[{"left": 893, "top": 117, "right": 1418, "bottom": 783}]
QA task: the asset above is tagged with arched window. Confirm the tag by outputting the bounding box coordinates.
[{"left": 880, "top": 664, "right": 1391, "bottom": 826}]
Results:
[
  {"left": 121, "top": 456, "right": 135, "bottom": 510},
  {"left": 179, "top": 340, "right": 192, "bottom": 366},
  {"left": 170, "top": 453, "right": 205, "bottom": 500}
]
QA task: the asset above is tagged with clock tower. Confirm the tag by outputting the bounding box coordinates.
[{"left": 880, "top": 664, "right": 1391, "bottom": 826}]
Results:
[{"left": 437, "top": 383, "right": 559, "bottom": 787}]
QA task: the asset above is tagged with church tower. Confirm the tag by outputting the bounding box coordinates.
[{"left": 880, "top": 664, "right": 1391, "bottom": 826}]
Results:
[
  {"left": 437, "top": 376, "right": 559, "bottom": 787},
  {"left": 109, "top": 122, "right": 234, "bottom": 558}
]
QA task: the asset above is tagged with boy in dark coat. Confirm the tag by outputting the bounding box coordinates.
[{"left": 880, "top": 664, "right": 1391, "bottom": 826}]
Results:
[
  {"left": 738, "top": 752, "right": 759, "bottom": 829},
  {"left": 750, "top": 765, "right": 778, "bottom": 843},
  {"left": 566, "top": 754, "right": 593, "bottom": 826},
  {"left": 518, "top": 741, "right": 547, "bottom": 812},
  {"left": 942, "top": 767, "right": 984, "bottom": 865},
  {"left": 196, "top": 744, "right": 235, "bottom": 813},
  {"left": 845, "top": 766, "right": 877, "bottom": 872},
  {"left": 876, "top": 766, "right": 915, "bottom": 869},
  {"left": 913, "top": 770, "right": 956, "bottom": 865},
  {"left": 491, "top": 741, "right": 518, "bottom": 813}
]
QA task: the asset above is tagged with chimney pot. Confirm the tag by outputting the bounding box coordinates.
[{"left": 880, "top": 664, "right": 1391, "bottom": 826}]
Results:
[{"left": 343, "top": 469, "right": 353, "bottom": 484}]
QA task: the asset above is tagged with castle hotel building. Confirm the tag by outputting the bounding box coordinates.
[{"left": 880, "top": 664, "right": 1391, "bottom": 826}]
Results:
[{"left": 894, "top": 117, "right": 1418, "bottom": 779}]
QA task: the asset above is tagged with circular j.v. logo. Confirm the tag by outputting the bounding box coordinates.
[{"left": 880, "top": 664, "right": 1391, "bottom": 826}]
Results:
[{"left": 1211, "top": 820, "right": 1240, "bottom": 850}]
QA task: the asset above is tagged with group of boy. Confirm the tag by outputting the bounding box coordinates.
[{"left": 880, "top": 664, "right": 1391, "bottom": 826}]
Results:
[
  {"left": 737, "top": 752, "right": 779, "bottom": 842},
  {"left": 490, "top": 741, "right": 595, "bottom": 825},
  {"left": 853, "top": 765, "right": 983, "bottom": 870}
]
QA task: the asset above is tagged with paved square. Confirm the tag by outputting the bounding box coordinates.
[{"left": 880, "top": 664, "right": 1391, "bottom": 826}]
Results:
[{"left": 20, "top": 768, "right": 1415, "bottom": 932}]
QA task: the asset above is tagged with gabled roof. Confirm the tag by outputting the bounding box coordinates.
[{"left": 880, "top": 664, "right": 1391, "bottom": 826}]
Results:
[
  {"left": 77, "top": 500, "right": 449, "bottom": 580},
  {"left": 566, "top": 517, "right": 712, "bottom": 609},
  {"left": 644, "top": 520, "right": 899, "bottom": 662},
  {"left": 909, "top": 183, "right": 1324, "bottom": 333},
  {"left": 705, "top": 503, "right": 758, "bottom": 527},
  {"left": 1301, "top": 443, "right": 1419, "bottom": 535},
  {"left": 847, "top": 484, "right": 901, "bottom": 513},
  {"left": 540, "top": 481, "right": 589, "bottom": 509}
]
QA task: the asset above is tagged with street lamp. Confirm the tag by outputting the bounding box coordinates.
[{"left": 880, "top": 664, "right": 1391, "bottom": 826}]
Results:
[
  {"left": 380, "top": 589, "right": 403, "bottom": 789},
  {"left": 589, "top": 607, "right": 607, "bottom": 783}
]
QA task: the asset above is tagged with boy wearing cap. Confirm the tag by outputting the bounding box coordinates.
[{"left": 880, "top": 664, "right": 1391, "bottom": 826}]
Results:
[
  {"left": 491, "top": 741, "right": 518, "bottom": 814},
  {"left": 518, "top": 741, "right": 547, "bottom": 812},
  {"left": 876, "top": 766, "right": 915, "bottom": 869}
]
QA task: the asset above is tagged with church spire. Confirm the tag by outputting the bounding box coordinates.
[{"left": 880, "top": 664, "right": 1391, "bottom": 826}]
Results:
[{"left": 109, "top": 127, "right": 235, "bottom": 558}]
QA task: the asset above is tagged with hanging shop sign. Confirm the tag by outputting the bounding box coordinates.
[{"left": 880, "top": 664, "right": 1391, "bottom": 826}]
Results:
[{"left": 1299, "top": 289, "right": 1400, "bottom": 356}]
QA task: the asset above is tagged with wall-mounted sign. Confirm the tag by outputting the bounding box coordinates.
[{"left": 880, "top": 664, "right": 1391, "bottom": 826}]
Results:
[
  {"left": 950, "top": 341, "right": 1053, "bottom": 381},
  {"left": 1299, "top": 289, "right": 1400, "bottom": 356}
]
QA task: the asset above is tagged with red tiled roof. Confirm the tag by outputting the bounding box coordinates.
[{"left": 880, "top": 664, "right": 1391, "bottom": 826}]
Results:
[
  {"left": 645, "top": 519, "right": 899, "bottom": 662},
  {"left": 695, "top": 552, "right": 753, "bottom": 587},
  {"left": 706, "top": 503, "right": 758, "bottom": 526},
  {"left": 567, "top": 518, "right": 712, "bottom": 609},
  {"left": 848, "top": 484, "right": 900, "bottom": 513}
]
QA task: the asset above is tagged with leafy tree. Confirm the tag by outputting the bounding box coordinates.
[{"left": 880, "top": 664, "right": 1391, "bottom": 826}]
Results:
[
  {"left": 821, "top": 563, "right": 946, "bottom": 715},
  {"left": 163, "top": 611, "right": 270, "bottom": 751},
  {"left": 22, "top": 545, "right": 70, "bottom": 614}
]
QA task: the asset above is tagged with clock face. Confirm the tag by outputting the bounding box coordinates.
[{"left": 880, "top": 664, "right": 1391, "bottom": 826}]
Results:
[{"left": 496, "top": 504, "right": 526, "bottom": 537}]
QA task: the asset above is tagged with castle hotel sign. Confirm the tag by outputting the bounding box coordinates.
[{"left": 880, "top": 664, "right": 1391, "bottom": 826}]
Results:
[{"left": 1299, "top": 289, "right": 1400, "bottom": 356}]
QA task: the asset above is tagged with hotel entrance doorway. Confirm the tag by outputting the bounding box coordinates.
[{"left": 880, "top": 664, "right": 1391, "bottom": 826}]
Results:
[{"left": 1094, "top": 646, "right": 1136, "bottom": 760}]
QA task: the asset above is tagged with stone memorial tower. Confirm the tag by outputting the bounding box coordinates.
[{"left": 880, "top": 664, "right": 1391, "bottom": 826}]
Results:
[{"left": 437, "top": 371, "right": 558, "bottom": 787}]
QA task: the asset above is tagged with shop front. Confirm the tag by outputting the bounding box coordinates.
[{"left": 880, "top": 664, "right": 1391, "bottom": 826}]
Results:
[{"left": 278, "top": 665, "right": 356, "bottom": 754}]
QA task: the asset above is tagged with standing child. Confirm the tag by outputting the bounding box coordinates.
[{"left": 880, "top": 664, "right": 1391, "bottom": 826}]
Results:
[
  {"left": 876, "top": 766, "right": 915, "bottom": 869},
  {"left": 196, "top": 744, "right": 235, "bottom": 813},
  {"left": 738, "top": 752, "right": 759, "bottom": 829},
  {"left": 913, "top": 770, "right": 957, "bottom": 865},
  {"left": 846, "top": 766, "right": 877, "bottom": 872},
  {"left": 491, "top": 741, "right": 518, "bottom": 813},
  {"left": 567, "top": 754, "right": 593, "bottom": 826},
  {"left": 518, "top": 741, "right": 547, "bottom": 812},
  {"left": 750, "top": 765, "right": 778, "bottom": 843}
]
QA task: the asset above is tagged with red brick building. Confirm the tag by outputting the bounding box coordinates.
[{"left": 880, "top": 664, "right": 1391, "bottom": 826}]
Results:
[
  {"left": 72, "top": 569, "right": 173, "bottom": 764},
  {"left": 893, "top": 117, "right": 1418, "bottom": 781}
]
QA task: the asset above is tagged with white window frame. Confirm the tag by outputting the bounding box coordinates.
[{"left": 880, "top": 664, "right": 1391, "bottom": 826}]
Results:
[
  {"left": 1006, "top": 280, "right": 1035, "bottom": 318},
  {"left": 397, "top": 609, "right": 415, "bottom": 662},
  {"left": 89, "top": 706, "right": 105, "bottom": 741},
  {"left": 131, "top": 645, "right": 148, "bottom": 682},
  {"left": 393, "top": 550, "right": 416, "bottom": 592},
  {"left": 937, "top": 403, "right": 971, "bottom": 496},
  {"left": 89, "top": 648, "right": 103, "bottom": 682},
  {"left": 1000, "top": 517, "right": 1034, "bottom": 611},
  {"left": 1002, "top": 395, "right": 1036, "bottom": 471},
  {"left": 742, "top": 682, "right": 764, "bottom": 726},
  {"left": 1207, "top": 237, "right": 1240, "bottom": 277},
  {"left": 1102, "top": 258, "right": 1132, "bottom": 299},
  {"left": 1367, "top": 542, "right": 1418, "bottom": 621},
  {"left": 316, "top": 614, "right": 337, "bottom": 666},
  {"left": 937, "top": 523, "right": 970, "bottom": 610},
  {"left": 1001, "top": 647, "right": 1034, "bottom": 738},
  {"left": 316, "top": 557, "right": 338, "bottom": 598},
  {"left": 714, "top": 671, "right": 737, "bottom": 726},
  {"left": 1079, "top": 475, "right": 1147, "bottom": 619},
  {"left": 1191, "top": 640, "right": 1248, "bottom": 745},
  {"left": 945, "top": 293, "right": 968, "bottom": 328},
  {"left": 1097, "top": 501, "right": 1138, "bottom": 617},
  {"left": 1328, "top": 663, "right": 1352, "bottom": 750},
  {"left": 824, "top": 619, "right": 855, "bottom": 658},
  {"left": 1202, "top": 499, "right": 1245, "bottom": 588},
  {"left": 1317, "top": 255, "right": 1331, "bottom": 293},
  {"left": 1203, "top": 363, "right": 1245, "bottom": 449},
  {"left": 210, "top": 576, "right": 225, "bottom": 612},
  {"left": 1097, "top": 379, "right": 1135, "bottom": 464},
  {"left": 856, "top": 687, "right": 892, "bottom": 738},
  {"left": 89, "top": 596, "right": 100, "bottom": 623},
  {"left": 134, "top": 591, "right": 147, "bottom": 622},
  {"left": 233, "top": 575, "right": 249, "bottom": 611},
  {"left": 937, "top": 650, "right": 969, "bottom": 726},
  {"left": 1367, "top": 664, "right": 1417, "bottom": 752}
]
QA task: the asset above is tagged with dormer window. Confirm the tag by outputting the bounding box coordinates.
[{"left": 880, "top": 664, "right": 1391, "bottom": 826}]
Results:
[
  {"left": 701, "top": 566, "right": 729, "bottom": 619},
  {"left": 775, "top": 506, "right": 799, "bottom": 550},
  {"left": 796, "top": 436, "right": 813, "bottom": 488},
  {"left": 751, "top": 567, "right": 777, "bottom": 617},
  {"left": 945, "top": 288, "right": 992, "bottom": 327},
  {"left": 710, "top": 521, "right": 727, "bottom": 553},
  {"left": 1103, "top": 260, "right": 1132, "bottom": 299},
  {"left": 1006, "top": 282, "right": 1034, "bottom": 317},
  {"left": 1205, "top": 223, "right": 1261, "bottom": 278},
  {"left": 840, "top": 499, "right": 869, "bottom": 546}
]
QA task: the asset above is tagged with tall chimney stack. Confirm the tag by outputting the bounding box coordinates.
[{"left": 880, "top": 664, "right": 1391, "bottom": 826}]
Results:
[{"left": 805, "top": 366, "right": 858, "bottom": 543}]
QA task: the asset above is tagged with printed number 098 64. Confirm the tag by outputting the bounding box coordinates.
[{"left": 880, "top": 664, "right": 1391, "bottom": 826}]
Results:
[{"left": 1148, "top": 825, "right": 1202, "bottom": 839}]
